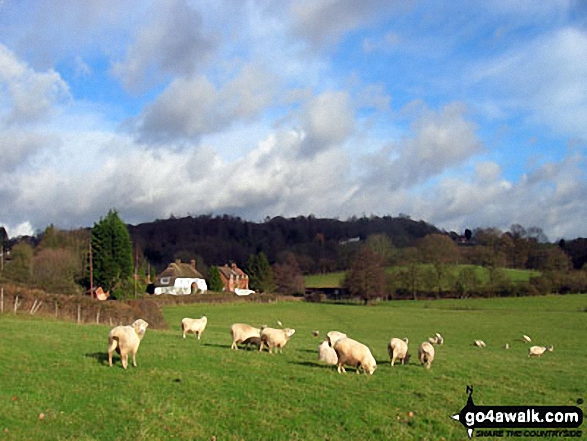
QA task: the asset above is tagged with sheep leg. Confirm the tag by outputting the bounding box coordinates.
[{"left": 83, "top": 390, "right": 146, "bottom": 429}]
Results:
[
  {"left": 121, "top": 352, "right": 128, "bottom": 369},
  {"left": 132, "top": 351, "right": 137, "bottom": 367},
  {"left": 107, "top": 338, "right": 118, "bottom": 367}
]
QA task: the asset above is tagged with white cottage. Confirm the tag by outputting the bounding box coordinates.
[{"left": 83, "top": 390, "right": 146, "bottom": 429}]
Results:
[{"left": 152, "top": 259, "right": 207, "bottom": 295}]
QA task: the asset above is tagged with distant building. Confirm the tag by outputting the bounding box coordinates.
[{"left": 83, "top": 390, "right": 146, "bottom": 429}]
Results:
[
  {"left": 150, "top": 259, "right": 207, "bottom": 295},
  {"left": 217, "top": 263, "right": 249, "bottom": 292}
]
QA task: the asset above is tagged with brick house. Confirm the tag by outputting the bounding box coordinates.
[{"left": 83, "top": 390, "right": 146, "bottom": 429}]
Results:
[{"left": 217, "top": 263, "right": 249, "bottom": 292}]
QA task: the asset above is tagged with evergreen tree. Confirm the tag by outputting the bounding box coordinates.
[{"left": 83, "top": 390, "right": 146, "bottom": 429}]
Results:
[
  {"left": 247, "top": 252, "right": 275, "bottom": 293},
  {"left": 91, "top": 210, "right": 133, "bottom": 292},
  {"left": 208, "top": 266, "right": 224, "bottom": 292}
]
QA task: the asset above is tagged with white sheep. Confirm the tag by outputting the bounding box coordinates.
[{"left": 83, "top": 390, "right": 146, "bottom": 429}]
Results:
[
  {"left": 435, "top": 333, "right": 444, "bottom": 345},
  {"left": 388, "top": 337, "right": 409, "bottom": 366},
  {"left": 528, "top": 345, "right": 554, "bottom": 357},
  {"left": 181, "top": 316, "right": 207, "bottom": 340},
  {"left": 108, "top": 319, "right": 149, "bottom": 369},
  {"left": 418, "top": 341, "right": 435, "bottom": 369},
  {"left": 260, "top": 327, "right": 296, "bottom": 353},
  {"left": 318, "top": 340, "right": 338, "bottom": 365},
  {"left": 473, "top": 340, "right": 486, "bottom": 348},
  {"left": 230, "top": 323, "right": 261, "bottom": 350},
  {"left": 503, "top": 343, "right": 510, "bottom": 350},
  {"left": 332, "top": 337, "right": 377, "bottom": 375},
  {"left": 326, "top": 331, "right": 347, "bottom": 347}
]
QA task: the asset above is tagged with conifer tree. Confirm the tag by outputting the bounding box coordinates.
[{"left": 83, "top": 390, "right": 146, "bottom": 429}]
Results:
[
  {"left": 247, "top": 252, "right": 275, "bottom": 293},
  {"left": 91, "top": 210, "right": 133, "bottom": 292},
  {"left": 208, "top": 266, "right": 224, "bottom": 292}
]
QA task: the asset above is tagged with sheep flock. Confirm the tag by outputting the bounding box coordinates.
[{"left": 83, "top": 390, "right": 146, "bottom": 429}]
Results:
[{"left": 107, "top": 317, "right": 555, "bottom": 373}]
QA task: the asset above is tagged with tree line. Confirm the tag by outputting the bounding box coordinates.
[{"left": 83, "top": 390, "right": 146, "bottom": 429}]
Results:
[{"left": 2, "top": 214, "right": 587, "bottom": 301}]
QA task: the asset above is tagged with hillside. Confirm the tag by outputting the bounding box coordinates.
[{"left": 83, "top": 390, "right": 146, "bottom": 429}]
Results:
[{"left": 128, "top": 214, "right": 440, "bottom": 273}]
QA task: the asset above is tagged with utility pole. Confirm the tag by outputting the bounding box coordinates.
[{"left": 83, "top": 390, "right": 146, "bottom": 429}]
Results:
[{"left": 89, "top": 241, "right": 94, "bottom": 299}]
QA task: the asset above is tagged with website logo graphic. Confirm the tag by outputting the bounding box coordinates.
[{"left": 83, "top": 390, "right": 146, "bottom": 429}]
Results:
[{"left": 451, "top": 386, "right": 583, "bottom": 438}]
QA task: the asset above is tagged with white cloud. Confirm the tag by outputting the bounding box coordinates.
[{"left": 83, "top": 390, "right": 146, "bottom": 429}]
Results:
[
  {"left": 0, "top": 44, "right": 69, "bottom": 124},
  {"left": 473, "top": 27, "right": 587, "bottom": 138},
  {"left": 299, "top": 90, "right": 355, "bottom": 156},
  {"left": 361, "top": 102, "right": 483, "bottom": 188}
]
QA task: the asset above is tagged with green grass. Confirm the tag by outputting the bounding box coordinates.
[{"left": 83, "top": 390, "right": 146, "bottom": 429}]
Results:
[
  {"left": 1, "top": 295, "right": 586, "bottom": 440},
  {"left": 304, "top": 265, "right": 541, "bottom": 288}
]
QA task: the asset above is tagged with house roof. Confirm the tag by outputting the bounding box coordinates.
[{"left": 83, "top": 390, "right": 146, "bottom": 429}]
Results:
[
  {"left": 218, "top": 263, "right": 248, "bottom": 279},
  {"left": 158, "top": 260, "right": 204, "bottom": 280}
]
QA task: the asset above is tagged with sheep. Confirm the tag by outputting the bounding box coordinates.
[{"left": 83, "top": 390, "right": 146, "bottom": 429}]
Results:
[
  {"left": 230, "top": 323, "right": 261, "bottom": 350},
  {"left": 418, "top": 341, "right": 435, "bottom": 369},
  {"left": 107, "top": 319, "right": 149, "bottom": 369},
  {"left": 503, "top": 343, "right": 510, "bottom": 350},
  {"left": 326, "top": 331, "right": 347, "bottom": 347},
  {"left": 241, "top": 336, "right": 262, "bottom": 350},
  {"left": 181, "top": 316, "right": 207, "bottom": 340},
  {"left": 332, "top": 337, "right": 377, "bottom": 375},
  {"left": 528, "top": 345, "right": 554, "bottom": 357},
  {"left": 318, "top": 340, "right": 338, "bottom": 365},
  {"left": 387, "top": 337, "right": 409, "bottom": 366},
  {"left": 473, "top": 340, "right": 486, "bottom": 348},
  {"left": 435, "top": 333, "right": 444, "bottom": 345},
  {"left": 260, "top": 327, "right": 296, "bottom": 353}
]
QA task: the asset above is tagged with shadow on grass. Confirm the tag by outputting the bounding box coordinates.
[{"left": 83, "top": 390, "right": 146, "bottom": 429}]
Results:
[
  {"left": 202, "top": 342, "right": 232, "bottom": 350},
  {"left": 85, "top": 352, "right": 110, "bottom": 365},
  {"left": 291, "top": 361, "right": 336, "bottom": 370}
]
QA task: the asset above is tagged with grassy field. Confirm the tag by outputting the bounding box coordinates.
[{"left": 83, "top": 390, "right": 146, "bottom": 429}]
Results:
[
  {"left": 1, "top": 295, "right": 585, "bottom": 440},
  {"left": 304, "top": 265, "right": 541, "bottom": 288}
]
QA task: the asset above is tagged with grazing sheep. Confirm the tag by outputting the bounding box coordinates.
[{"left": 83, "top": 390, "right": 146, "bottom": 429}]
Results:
[
  {"left": 318, "top": 340, "right": 338, "bottom": 365},
  {"left": 388, "top": 337, "right": 409, "bottom": 367},
  {"left": 108, "top": 319, "right": 149, "bottom": 369},
  {"left": 181, "top": 316, "right": 207, "bottom": 340},
  {"left": 333, "top": 337, "right": 377, "bottom": 375},
  {"left": 522, "top": 334, "right": 532, "bottom": 343},
  {"left": 418, "top": 341, "right": 435, "bottom": 369},
  {"left": 528, "top": 345, "right": 554, "bottom": 357},
  {"left": 435, "top": 333, "right": 444, "bottom": 345},
  {"left": 230, "top": 323, "right": 262, "bottom": 350},
  {"left": 503, "top": 343, "right": 510, "bottom": 350},
  {"left": 473, "top": 340, "right": 486, "bottom": 348},
  {"left": 242, "top": 336, "right": 262, "bottom": 350},
  {"left": 260, "top": 327, "right": 296, "bottom": 353},
  {"left": 326, "top": 331, "right": 347, "bottom": 347}
]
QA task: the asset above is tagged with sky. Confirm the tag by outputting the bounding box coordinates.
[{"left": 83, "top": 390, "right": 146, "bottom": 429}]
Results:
[{"left": 1, "top": 0, "right": 587, "bottom": 241}]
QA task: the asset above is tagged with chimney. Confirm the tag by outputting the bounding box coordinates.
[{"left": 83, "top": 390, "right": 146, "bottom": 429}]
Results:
[
  {"left": 175, "top": 259, "right": 181, "bottom": 265},
  {"left": 231, "top": 262, "right": 237, "bottom": 270},
  {"left": 190, "top": 259, "right": 196, "bottom": 270}
]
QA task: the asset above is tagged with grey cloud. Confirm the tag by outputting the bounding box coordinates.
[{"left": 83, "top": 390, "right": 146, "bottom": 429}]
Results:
[
  {"left": 133, "top": 65, "right": 277, "bottom": 144},
  {"left": 0, "top": 131, "right": 57, "bottom": 172},
  {"left": 112, "top": 0, "right": 218, "bottom": 91},
  {"left": 289, "top": 0, "right": 410, "bottom": 49}
]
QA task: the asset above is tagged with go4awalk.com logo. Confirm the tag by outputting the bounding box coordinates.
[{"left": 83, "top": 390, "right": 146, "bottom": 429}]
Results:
[{"left": 451, "top": 386, "right": 584, "bottom": 438}]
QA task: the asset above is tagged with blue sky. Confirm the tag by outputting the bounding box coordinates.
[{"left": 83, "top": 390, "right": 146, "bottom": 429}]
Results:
[{"left": 1, "top": 0, "right": 586, "bottom": 241}]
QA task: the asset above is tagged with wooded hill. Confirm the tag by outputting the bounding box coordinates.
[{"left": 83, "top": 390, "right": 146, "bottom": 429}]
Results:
[{"left": 127, "top": 214, "right": 441, "bottom": 274}]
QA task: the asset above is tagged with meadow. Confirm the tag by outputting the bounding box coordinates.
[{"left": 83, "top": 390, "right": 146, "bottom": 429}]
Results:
[{"left": 0, "top": 294, "right": 585, "bottom": 440}]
